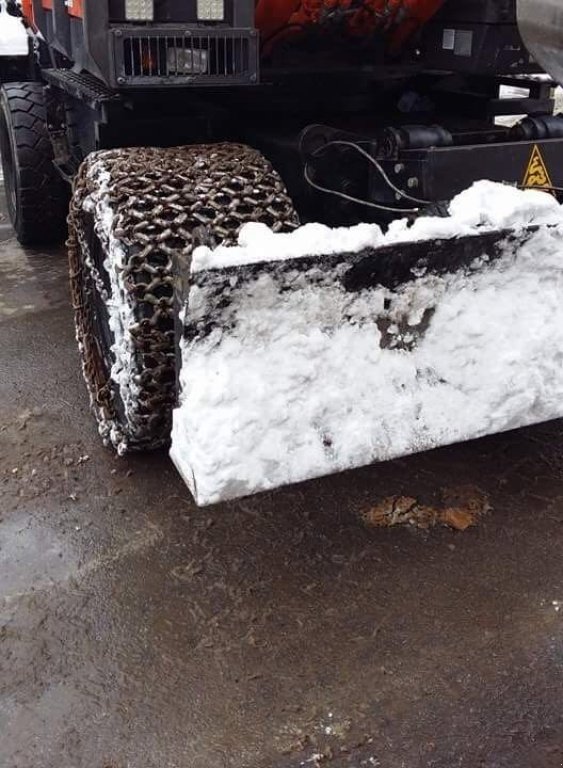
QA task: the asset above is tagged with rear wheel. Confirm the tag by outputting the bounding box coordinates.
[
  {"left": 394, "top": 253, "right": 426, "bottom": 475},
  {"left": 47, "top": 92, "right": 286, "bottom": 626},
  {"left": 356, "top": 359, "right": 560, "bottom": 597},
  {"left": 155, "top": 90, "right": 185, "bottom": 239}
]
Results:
[
  {"left": 67, "top": 144, "right": 299, "bottom": 453},
  {"left": 0, "top": 82, "right": 69, "bottom": 245}
]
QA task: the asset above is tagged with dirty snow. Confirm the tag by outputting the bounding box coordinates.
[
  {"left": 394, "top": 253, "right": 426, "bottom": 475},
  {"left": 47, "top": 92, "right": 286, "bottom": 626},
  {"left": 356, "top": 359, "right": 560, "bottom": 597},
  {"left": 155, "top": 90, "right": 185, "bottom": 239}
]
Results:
[
  {"left": 172, "top": 181, "right": 563, "bottom": 505},
  {"left": 0, "top": 2, "right": 28, "bottom": 57}
]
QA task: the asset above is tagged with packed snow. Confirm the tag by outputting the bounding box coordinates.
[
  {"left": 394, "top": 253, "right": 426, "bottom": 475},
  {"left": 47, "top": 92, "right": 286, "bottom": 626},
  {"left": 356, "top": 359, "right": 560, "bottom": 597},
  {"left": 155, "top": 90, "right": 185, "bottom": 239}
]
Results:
[
  {"left": 191, "top": 182, "right": 561, "bottom": 271},
  {"left": 0, "top": 3, "right": 28, "bottom": 57},
  {"left": 172, "top": 181, "right": 563, "bottom": 505}
]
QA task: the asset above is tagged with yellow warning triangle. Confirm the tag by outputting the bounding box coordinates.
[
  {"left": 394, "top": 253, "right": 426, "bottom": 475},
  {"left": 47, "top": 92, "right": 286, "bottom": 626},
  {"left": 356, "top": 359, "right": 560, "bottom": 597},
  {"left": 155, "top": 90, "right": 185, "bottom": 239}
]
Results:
[{"left": 522, "top": 144, "right": 553, "bottom": 190}]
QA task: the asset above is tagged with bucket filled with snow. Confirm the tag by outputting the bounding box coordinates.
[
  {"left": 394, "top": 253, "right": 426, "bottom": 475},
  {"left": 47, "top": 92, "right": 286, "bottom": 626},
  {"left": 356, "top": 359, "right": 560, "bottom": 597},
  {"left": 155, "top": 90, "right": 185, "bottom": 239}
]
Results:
[{"left": 171, "top": 181, "right": 563, "bottom": 505}]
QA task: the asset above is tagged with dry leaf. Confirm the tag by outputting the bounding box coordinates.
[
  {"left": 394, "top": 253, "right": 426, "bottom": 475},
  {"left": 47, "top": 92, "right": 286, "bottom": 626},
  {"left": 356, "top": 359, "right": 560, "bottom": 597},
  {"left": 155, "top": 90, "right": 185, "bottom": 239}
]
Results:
[
  {"left": 439, "top": 507, "right": 476, "bottom": 531},
  {"left": 363, "top": 496, "right": 417, "bottom": 527},
  {"left": 363, "top": 496, "right": 438, "bottom": 529},
  {"left": 363, "top": 485, "right": 490, "bottom": 532},
  {"left": 441, "top": 484, "right": 491, "bottom": 514}
]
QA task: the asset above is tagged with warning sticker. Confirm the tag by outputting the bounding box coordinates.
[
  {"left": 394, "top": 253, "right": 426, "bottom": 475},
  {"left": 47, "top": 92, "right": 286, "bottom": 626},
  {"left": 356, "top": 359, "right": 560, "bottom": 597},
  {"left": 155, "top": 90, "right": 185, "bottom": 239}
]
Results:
[{"left": 522, "top": 145, "right": 553, "bottom": 191}]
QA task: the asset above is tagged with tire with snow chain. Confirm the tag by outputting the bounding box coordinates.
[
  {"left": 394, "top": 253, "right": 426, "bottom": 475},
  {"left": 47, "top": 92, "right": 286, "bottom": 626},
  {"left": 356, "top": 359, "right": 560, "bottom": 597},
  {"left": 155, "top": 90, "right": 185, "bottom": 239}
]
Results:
[
  {"left": 0, "top": 82, "right": 69, "bottom": 245},
  {"left": 67, "top": 144, "right": 299, "bottom": 454}
]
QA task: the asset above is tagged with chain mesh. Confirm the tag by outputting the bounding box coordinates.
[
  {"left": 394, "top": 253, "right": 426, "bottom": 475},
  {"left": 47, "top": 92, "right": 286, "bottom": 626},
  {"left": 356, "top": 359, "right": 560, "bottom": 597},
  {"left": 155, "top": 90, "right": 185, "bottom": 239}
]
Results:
[{"left": 67, "top": 143, "right": 299, "bottom": 453}]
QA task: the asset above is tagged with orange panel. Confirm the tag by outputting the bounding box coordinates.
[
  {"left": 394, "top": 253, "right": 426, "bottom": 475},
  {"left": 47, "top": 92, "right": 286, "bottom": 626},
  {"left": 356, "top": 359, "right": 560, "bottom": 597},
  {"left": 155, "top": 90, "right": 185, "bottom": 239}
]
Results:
[
  {"left": 67, "top": 0, "right": 84, "bottom": 17},
  {"left": 21, "top": 0, "right": 34, "bottom": 22},
  {"left": 41, "top": 0, "right": 53, "bottom": 8}
]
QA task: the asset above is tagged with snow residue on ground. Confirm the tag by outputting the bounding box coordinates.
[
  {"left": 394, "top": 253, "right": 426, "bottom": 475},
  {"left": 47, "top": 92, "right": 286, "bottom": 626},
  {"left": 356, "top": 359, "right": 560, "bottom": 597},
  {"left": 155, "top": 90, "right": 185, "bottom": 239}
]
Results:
[
  {"left": 0, "top": 4, "right": 29, "bottom": 56},
  {"left": 172, "top": 182, "right": 563, "bottom": 505}
]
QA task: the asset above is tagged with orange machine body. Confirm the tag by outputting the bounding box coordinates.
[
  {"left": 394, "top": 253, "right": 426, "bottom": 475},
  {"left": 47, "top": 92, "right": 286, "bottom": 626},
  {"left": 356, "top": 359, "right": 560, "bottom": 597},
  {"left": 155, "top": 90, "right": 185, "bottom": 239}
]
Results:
[
  {"left": 21, "top": 1, "right": 441, "bottom": 46},
  {"left": 21, "top": 0, "right": 33, "bottom": 22},
  {"left": 255, "top": 0, "right": 446, "bottom": 49},
  {"left": 67, "top": 0, "right": 84, "bottom": 17},
  {"left": 21, "top": 0, "right": 83, "bottom": 23}
]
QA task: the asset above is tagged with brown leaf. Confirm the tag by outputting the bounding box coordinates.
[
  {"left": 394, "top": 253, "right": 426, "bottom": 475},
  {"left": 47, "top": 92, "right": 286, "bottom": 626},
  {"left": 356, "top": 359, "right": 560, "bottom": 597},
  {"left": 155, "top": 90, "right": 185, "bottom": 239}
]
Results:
[
  {"left": 439, "top": 507, "right": 477, "bottom": 531},
  {"left": 363, "top": 496, "right": 417, "bottom": 527},
  {"left": 411, "top": 505, "right": 439, "bottom": 530},
  {"left": 441, "top": 484, "right": 491, "bottom": 515},
  {"left": 363, "top": 496, "right": 439, "bottom": 529},
  {"left": 363, "top": 486, "right": 490, "bottom": 532}
]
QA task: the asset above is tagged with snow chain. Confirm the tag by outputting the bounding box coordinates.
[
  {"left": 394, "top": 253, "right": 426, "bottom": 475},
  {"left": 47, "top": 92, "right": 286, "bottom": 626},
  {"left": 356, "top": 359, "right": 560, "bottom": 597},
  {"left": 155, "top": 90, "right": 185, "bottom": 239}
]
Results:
[{"left": 67, "top": 143, "right": 299, "bottom": 453}]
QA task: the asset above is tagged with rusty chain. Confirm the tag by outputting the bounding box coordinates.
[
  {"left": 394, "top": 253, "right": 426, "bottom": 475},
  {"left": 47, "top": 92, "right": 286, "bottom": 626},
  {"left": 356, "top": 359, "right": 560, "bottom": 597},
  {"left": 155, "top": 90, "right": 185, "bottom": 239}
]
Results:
[{"left": 67, "top": 143, "right": 299, "bottom": 453}]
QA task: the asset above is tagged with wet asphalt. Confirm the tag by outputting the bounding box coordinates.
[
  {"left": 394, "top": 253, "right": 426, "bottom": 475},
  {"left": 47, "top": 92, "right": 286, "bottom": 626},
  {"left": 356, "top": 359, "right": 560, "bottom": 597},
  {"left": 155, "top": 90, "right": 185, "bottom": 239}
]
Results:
[{"left": 1, "top": 190, "right": 563, "bottom": 768}]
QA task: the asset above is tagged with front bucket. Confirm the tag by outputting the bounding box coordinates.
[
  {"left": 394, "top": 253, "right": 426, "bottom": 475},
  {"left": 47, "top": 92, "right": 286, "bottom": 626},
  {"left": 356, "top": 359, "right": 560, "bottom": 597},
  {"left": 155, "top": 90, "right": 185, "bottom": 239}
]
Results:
[{"left": 171, "top": 182, "right": 563, "bottom": 506}]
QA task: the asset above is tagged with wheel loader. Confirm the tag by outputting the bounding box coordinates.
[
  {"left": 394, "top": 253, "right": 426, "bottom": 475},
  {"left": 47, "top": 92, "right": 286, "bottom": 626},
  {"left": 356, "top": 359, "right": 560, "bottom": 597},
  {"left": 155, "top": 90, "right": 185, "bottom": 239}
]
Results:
[{"left": 2, "top": 0, "right": 563, "bottom": 505}]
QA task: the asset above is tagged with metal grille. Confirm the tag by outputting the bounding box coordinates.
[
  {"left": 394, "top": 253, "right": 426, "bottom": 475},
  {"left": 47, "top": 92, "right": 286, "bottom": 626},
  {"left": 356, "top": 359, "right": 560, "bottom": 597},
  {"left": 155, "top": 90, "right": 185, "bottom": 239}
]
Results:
[{"left": 113, "top": 28, "right": 257, "bottom": 86}]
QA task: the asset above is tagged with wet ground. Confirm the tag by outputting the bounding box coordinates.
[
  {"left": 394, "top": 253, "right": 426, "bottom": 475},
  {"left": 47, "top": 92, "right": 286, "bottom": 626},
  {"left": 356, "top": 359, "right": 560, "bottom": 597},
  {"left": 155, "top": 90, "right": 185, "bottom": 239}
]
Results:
[{"left": 2, "top": 191, "right": 563, "bottom": 768}]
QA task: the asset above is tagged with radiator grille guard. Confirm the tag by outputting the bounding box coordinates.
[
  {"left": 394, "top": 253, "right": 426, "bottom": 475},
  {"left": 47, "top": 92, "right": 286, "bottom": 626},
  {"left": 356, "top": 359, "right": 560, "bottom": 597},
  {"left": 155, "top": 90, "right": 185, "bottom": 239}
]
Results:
[{"left": 112, "top": 27, "right": 258, "bottom": 87}]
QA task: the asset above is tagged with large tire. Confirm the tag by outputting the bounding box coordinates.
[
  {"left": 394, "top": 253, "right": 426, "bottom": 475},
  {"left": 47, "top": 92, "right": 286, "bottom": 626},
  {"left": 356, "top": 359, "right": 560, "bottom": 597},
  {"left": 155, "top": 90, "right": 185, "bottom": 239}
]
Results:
[
  {"left": 0, "top": 82, "right": 69, "bottom": 245},
  {"left": 67, "top": 144, "right": 299, "bottom": 454}
]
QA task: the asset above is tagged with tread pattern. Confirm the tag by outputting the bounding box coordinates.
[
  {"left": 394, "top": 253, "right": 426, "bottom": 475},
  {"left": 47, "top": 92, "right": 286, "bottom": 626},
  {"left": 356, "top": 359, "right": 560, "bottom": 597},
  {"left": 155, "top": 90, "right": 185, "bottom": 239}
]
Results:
[
  {"left": 67, "top": 144, "right": 299, "bottom": 454},
  {"left": 0, "top": 82, "right": 69, "bottom": 245}
]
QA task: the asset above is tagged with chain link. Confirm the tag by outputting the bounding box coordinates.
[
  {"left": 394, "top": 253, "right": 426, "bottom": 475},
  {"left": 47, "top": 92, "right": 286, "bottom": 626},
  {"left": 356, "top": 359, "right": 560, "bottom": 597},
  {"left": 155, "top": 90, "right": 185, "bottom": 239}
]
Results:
[{"left": 67, "top": 143, "right": 299, "bottom": 452}]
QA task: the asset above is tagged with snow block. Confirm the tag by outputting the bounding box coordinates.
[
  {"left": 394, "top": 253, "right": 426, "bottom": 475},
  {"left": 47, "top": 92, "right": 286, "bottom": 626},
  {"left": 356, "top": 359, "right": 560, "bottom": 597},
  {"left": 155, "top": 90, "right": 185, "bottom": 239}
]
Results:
[{"left": 171, "top": 182, "right": 563, "bottom": 505}]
